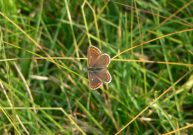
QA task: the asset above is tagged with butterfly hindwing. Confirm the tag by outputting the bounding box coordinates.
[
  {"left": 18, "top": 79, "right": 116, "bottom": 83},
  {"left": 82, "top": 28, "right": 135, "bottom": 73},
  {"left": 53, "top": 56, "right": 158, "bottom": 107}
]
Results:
[
  {"left": 94, "top": 68, "right": 111, "bottom": 83},
  {"left": 88, "top": 71, "right": 102, "bottom": 89}
]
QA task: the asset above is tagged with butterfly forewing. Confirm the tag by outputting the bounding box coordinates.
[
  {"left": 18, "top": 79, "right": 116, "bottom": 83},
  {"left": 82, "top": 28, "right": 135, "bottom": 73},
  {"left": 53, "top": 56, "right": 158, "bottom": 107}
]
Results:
[
  {"left": 88, "top": 71, "right": 102, "bottom": 89},
  {"left": 87, "top": 46, "right": 101, "bottom": 67},
  {"left": 93, "top": 54, "right": 110, "bottom": 67}
]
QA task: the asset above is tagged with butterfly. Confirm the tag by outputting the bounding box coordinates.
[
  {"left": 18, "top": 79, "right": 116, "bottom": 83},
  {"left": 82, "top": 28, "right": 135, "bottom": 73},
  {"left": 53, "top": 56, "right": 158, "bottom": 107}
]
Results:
[{"left": 87, "top": 46, "right": 111, "bottom": 89}]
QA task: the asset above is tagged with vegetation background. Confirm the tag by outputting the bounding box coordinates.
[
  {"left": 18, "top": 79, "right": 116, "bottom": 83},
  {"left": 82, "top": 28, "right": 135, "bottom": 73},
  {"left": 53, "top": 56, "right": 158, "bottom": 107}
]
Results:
[{"left": 0, "top": 0, "right": 193, "bottom": 134}]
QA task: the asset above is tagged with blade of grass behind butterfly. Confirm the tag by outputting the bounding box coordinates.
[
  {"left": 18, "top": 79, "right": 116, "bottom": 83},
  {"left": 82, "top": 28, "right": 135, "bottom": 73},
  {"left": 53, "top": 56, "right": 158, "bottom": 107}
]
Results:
[{"left": 76, "top": 101, "right": 105, "bottom": 133}]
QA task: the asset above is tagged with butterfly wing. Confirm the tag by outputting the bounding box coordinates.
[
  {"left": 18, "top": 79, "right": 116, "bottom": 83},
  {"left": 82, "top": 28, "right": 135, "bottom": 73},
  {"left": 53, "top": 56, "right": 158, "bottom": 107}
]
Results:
[
  {"left": 88, "top": 71, "right": 103, "bottom": 89},
  {"left": 87, "top": 46, "right": 101, "bottom": 67},
  {"left": 94, "top": 68, "right": 111, "bottom": 83},
  {"left": 87, "top": 46, "right": 111, "bottom": 89},
  {"left": 93, "top": 53, "right": 110, "bottom": 67}
]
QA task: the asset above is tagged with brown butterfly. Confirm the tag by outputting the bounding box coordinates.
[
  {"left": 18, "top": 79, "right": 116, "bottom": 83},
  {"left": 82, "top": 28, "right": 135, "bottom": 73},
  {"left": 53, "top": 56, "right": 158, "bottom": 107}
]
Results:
[{"left": 87, "top": 46, "right": 111, "bottom": 89}]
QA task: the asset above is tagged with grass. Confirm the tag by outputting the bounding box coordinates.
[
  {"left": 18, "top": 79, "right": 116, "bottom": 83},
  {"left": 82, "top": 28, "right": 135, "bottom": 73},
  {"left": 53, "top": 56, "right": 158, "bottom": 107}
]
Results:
[{"left": 0, "top": 0, "right": 193, "bottom": 134}]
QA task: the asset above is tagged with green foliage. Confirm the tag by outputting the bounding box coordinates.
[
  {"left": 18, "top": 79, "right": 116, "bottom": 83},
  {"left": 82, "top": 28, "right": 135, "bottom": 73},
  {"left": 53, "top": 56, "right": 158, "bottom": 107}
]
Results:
[{"left": 0, "top": 0, "right": 193, "bottom": 134}]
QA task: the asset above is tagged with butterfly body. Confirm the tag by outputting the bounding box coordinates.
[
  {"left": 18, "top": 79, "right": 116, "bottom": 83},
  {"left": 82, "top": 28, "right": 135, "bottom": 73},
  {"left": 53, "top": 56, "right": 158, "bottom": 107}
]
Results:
[
  {"left": 87, "top": 46, "right": 111, "bottom": 89},
  {"left": 88, "top": 67, "right": 106, "bottom": 72}
]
